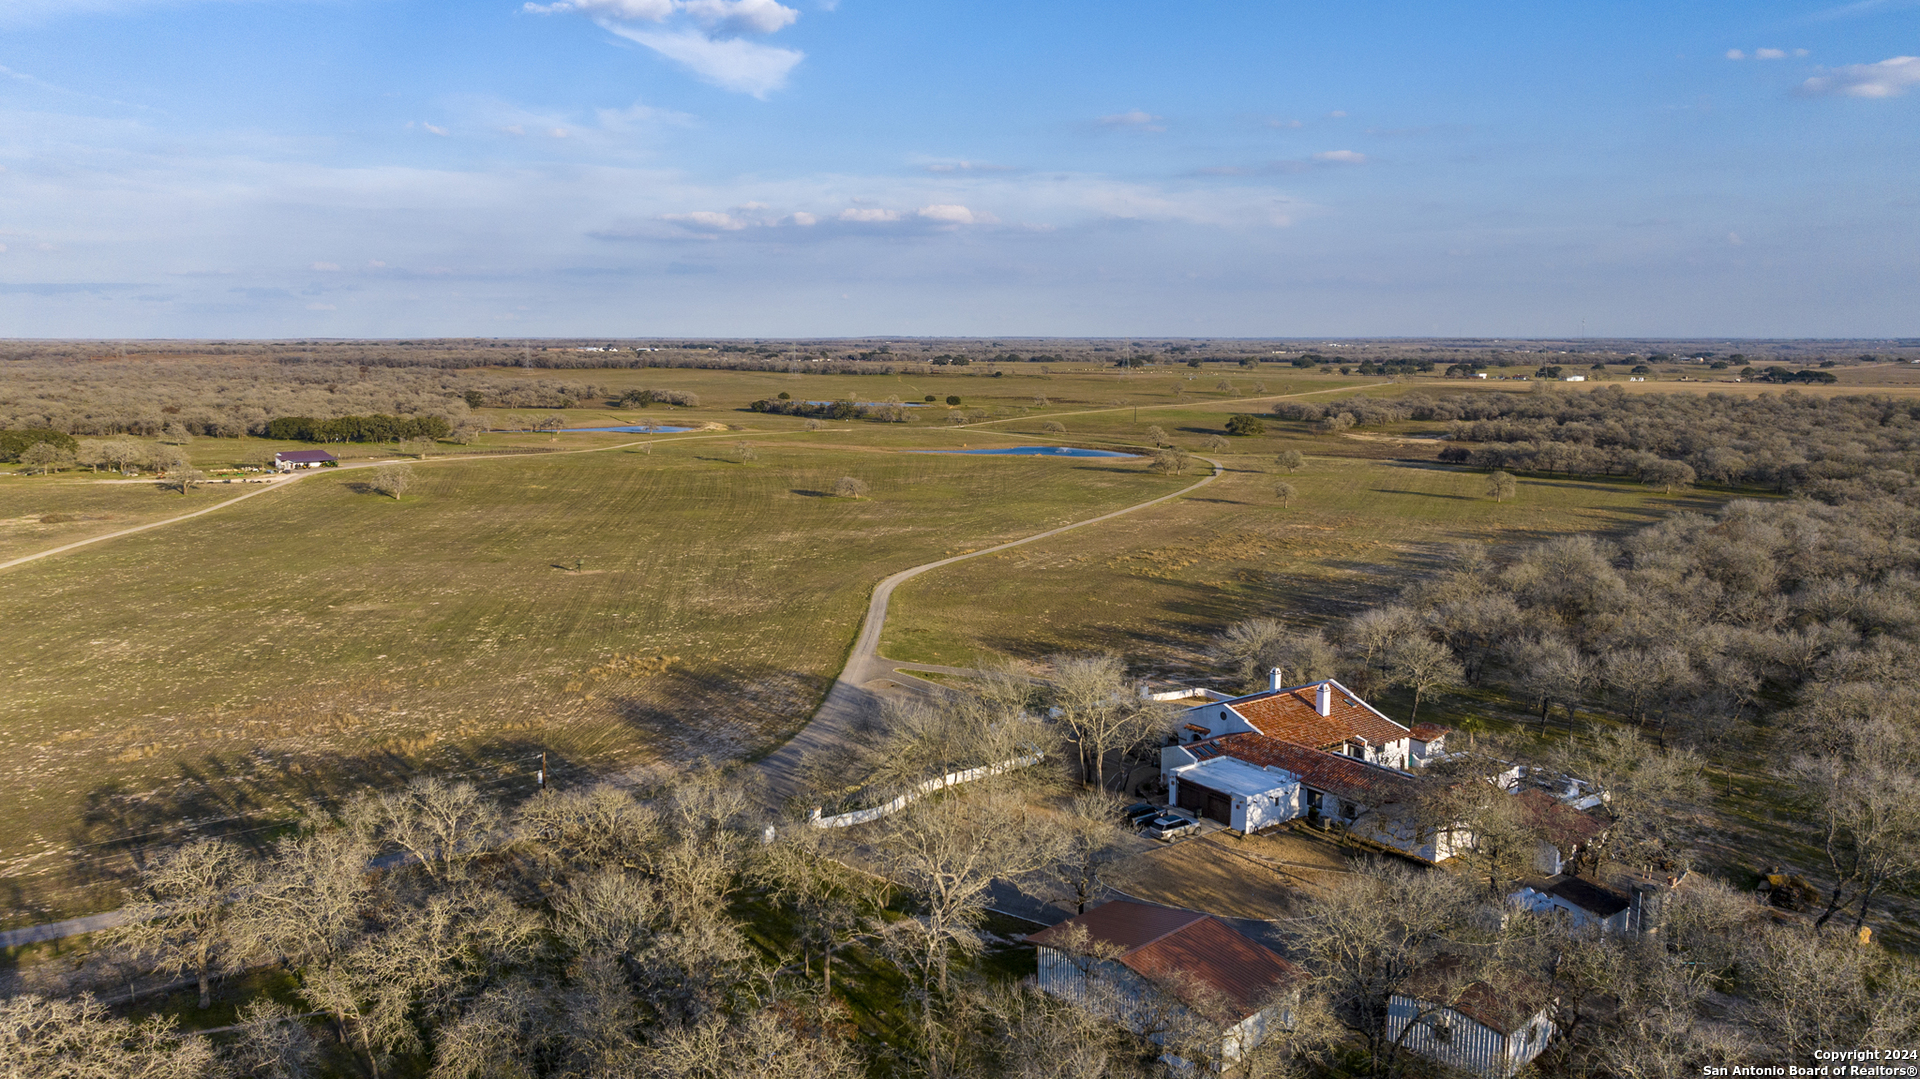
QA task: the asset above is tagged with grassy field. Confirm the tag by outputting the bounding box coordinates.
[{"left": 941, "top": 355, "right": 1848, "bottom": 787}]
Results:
[
  {"left": 0, "top": 364, "right": 1841, "bottom": 925},
  {"left": 881, "top": 447, "right": 1733, "bottom": 674},
  {"left": 0, "top": 432, "right": 1189, "bottom": 922}
]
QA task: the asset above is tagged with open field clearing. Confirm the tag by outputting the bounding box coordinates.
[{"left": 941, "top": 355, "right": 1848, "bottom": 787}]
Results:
[
  {"left": 0, "top": 436, "right": 1187, "bottom": 922},
  {"left": 882, "top": 450, "right": 1733, "bottom": 672}
]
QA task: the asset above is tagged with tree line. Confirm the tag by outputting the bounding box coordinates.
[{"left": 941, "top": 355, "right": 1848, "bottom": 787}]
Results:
[{"left": 261, "top": 416, "right": 454, "bottom": 445}]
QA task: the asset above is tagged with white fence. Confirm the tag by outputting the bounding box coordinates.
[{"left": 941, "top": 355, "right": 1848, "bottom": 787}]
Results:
[{"left": 808, "top": 752, "right": 1045, "bottom": 828}]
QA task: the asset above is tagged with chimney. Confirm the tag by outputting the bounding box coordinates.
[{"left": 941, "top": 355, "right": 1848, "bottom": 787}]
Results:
[
  {"left": 1315, "top": 682, "right": 1332, "bottom": 717},
  {"left": 1269, "top": 667, "right": 1284, "bottom": 692}
]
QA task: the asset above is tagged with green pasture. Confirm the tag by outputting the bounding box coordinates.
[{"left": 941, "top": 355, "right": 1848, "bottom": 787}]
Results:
[
  {"left": 882, "top": 451, "right": 1734, "bottom": 672},
  {"left": 0, "top": 433, "right": 1187, "bottom": 921}
]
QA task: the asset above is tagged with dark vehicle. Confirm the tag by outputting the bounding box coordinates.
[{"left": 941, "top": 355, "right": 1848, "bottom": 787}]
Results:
[{"left": 1122, "top": 802, "right": 1159, "bottom": 828}]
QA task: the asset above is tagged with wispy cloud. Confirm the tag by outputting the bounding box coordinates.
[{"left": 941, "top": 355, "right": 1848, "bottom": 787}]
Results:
[
  {"left": 1726, "top": 47, "right": 1806, "bottom": 60},
  {"left": 527, "top": 0, "right": 804, "bottom": 96},
  {"left": 1800, "top": 55, "right": 1920, "bottom": 97},
  {"left": 1313, "top": 150, "right": 1366, "bottom": 164},
  {"left": 1096, "top": 110, "right": 1165, "bottom": 132},
  {"left": 920, "top": 159, "right": 1016, "bottom": 174}
]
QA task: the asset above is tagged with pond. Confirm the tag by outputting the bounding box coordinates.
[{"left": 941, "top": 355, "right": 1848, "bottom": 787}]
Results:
[
  {"left": 913, "top": 446, "right": 1137, "bottom": 458},
  {"left": 562, "top": 425, "right": 698, "bottom": 433}
]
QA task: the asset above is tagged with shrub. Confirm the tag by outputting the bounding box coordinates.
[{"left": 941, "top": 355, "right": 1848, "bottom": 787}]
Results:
[
  {"left": 832, "top": 476, "right": 869, "bottom": 498},
  {"left": 1224, "top": 414, "right": 1266, "bottom": 437},
  {"left": 945, "top": 396, "right": 961, "bottom": 406}
]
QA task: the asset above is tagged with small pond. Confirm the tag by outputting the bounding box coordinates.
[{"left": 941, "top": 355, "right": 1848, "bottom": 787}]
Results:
[
  {"left": 562, "top": 425, "right": 698, "bottom": 433},
  {"left": 913, "top": 446, "right": 1137, "bottom": 458}
]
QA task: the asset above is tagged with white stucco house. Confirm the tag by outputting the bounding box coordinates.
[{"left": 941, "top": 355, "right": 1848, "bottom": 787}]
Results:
[
  {"left": 1159, "top": 676, "right": 1463, "bottom": 859},
  {"left": 1026, "top": 900, "right": 1304, "bottom": 1064}
]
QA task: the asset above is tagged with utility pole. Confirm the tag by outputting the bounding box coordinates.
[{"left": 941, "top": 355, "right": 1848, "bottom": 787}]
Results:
[{"left": 538, "top": 751, "right": 547, "bottom": 793}]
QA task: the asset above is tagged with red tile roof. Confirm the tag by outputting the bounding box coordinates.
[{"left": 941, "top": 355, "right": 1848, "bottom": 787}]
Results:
[
  {"left": 1210, "top": 733, "right": 1420, "bottom": 808},
  {"left": 1026, "top": 901, "right": 1302, "bottom": 1020},
  {"left": 1515, "top": 789, "right": 1610, "bottom": 851},
  {"left": 1225, "top": 680, "right": 1410, "bottom": 752},
  {"left": 1408, "top": 723, "right": 1450, "bottom": 742}
]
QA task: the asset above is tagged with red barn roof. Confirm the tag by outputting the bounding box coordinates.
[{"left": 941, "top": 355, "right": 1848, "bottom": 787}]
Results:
[{"left": 1026, "top": 901, "right": 1302, "bottom": 1020}]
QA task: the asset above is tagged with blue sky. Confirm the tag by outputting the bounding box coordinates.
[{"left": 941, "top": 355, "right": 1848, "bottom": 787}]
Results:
[{"left": 1, "top": 0, "right": 1915, "bottom": 338}]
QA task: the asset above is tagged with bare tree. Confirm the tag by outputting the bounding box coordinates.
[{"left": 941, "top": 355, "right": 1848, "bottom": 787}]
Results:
[
  {"left": 1289, "top": 861, "right": 1476, "bottom": 1076},
  {"left": 832, "top": 476, "right": 869, "bottom": 498},
  {"left": 734, "top": 441, "right": 757, "bottom": 462},
  {"left": 1384, "top": 635, "right": 1462, "bottom": 725},
  {"left": 230, "top": 998, "right": 322, "bottom": 1079},
  {"left": 1047, "top": 653, "right": 1171, "bottom": 791},
  {"left": 0, "top": 994, "right": 222, "bottom": 1078},
  {"left": 1275, "top": 450, "right": 1305, "bottom": 473},
  {"left": 1790, "top": 715, "right": 1920, "bottom": 931},
  {"left": 1274, "top": 480, "right": 1298, "bottom": 507},
  {"left": 640, "top": 1007, "right": 864, "bottom": 1079},
  {"left": 1485, "top": 470, "right": 1518, "bottom": 502},
  {"left": 1045, "top": 789, "right": 1130, "bottom": 914},
  {"left": 107, "top": 837, "right": 260, "bottom": 1009},
  {"left": 1042, "top": 420, "right": 1067, "bottom": 435},
  {"left": 1215, "top": 617, "right": 1336, "bottom": 693},
  {"left": 870, "top": 792, "right": 1064, "bottom": 1072},
  {"left": 1202, "top": 434, "right": 1230, "bottom": 452},
  {"left": 1143, "top": 425, "right": 1168, "bottom": 445},
  {"left": 1147, "top": 448, "right": 1189, "bottom": 474},
  {"left": 351, "top": 776, "right": 503, "bottom": 882},
  {"left": 368, "top": 464, "right": 411, "bottom": 499}
]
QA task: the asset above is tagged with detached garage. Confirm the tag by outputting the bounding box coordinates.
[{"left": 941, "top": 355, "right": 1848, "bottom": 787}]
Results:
[{"left": 1165, "top": 753, "right": 1303, "bottom": 833}]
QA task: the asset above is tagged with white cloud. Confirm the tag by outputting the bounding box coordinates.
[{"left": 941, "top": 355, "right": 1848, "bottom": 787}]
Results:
[
  {"left": 662, "top": 210, "right": 746, "bottom": 230},
  {"left": 1327, "top": 110, "right": 1347, "bottom": 118},
  {"left": 838, "top": 207, "right": 900, "bottom": 222},
  {"left": 310, "top": 261, "right": 340, "bottom": 270},
  {"left": 1097, "top": 110, "right": 1165, "bottom": 132},
  {"left": 1313, "top": 150, "right": 1366, "bottom": 164},
  {"left": 1728, "top": 232, "right": 1743, "bottom": 245},
  {"left": 788, "top": 211, "right": 816, "bottom": 226},
  {"left": 917, "top": 204, "right": 982, "bottom": 224},
  {"left": 602, "top": 24, "right": 803, "bottom": 96},
  {"left": 1755, "top": 47, "right": 1788, "bottom": 59},
  {"left": 422, "top": 122, "right": 449, "bottom": 136},
  {"left": 681, "top": 0, "right": 797, "bottom": 34},
  {"left": 1800, "top": 55, "right": 1920, "bottom": 97},
  {"left": 1726, "top": 48, "right": 1746, "bottom": 60},
  {"left": 531, "top": 0, "right": 804, "bottom": 95}
]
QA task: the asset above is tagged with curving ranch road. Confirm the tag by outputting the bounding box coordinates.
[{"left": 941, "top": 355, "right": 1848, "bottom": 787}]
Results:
[{"left": 755, "top": 458, "right": 1223, "bottom": 804}]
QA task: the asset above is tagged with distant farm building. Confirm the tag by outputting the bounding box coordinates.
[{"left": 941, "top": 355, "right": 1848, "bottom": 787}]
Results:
[{"left": 273, "top": 449, "right": 337, "bottom": 471}]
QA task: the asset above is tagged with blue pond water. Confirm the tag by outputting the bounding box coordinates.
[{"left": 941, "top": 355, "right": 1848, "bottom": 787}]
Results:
[
  {"left": 915, "top": 446, "right": 1136, "bottom": 458},
  {"left": 563, "top": 425, "right": 697, "bottom": 433}
]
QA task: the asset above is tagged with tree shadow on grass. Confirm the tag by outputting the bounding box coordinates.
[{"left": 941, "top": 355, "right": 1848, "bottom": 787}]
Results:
[
  {"left": 55, "top": 737, "right": 578, "bottom": 918},
  {"left": 1372, "top": 489, "right": 1477, "bottom": 501}
]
